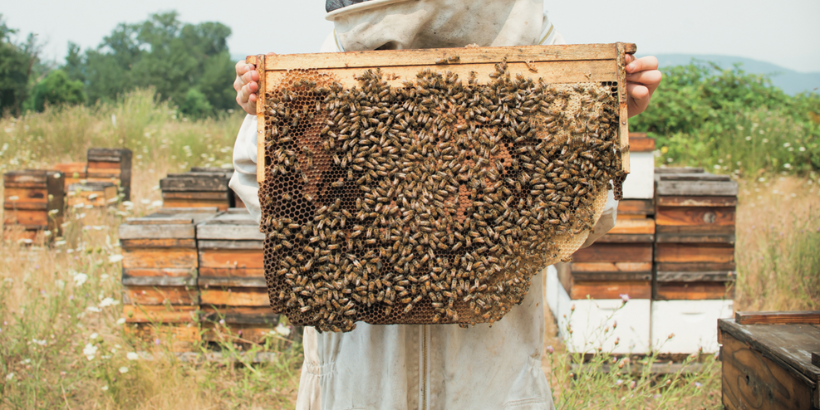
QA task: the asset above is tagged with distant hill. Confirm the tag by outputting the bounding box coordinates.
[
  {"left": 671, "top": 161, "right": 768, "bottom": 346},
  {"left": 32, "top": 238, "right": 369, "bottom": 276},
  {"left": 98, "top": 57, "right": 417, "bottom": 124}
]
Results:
[{"left": 649, "top": 54, "right": 820, "bottom": 95}]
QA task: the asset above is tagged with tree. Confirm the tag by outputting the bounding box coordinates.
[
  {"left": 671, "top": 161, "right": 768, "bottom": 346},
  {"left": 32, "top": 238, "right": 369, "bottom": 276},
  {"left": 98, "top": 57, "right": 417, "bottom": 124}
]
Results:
[
  {"left": 28, "top": 70, "right": 86, "bottom": 112},
  {"left": 0, "top": 15, "right": 42, "bottom": 115}
]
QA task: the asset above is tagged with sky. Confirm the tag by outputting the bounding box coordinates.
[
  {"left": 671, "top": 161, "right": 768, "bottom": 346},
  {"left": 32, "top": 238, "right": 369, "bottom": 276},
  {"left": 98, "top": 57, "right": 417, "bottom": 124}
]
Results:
[{"left": 3, "top": 0, "right": 820, "bottom": 73}]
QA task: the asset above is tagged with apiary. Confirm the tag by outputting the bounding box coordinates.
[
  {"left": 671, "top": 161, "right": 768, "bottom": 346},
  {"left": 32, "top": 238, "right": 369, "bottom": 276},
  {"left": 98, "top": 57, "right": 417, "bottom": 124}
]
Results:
[
  {"left": 86, "top": 148, "right": 132, "bottom": 201},
  {"left": 196, "top": 209, "right": 276, "bottom": 344},
  {"left": 67, "top": 182, "right": 118, "bottom": 208},
  {"left": 719, "top": 311, "right": 820, "bottom": 410},
  {"left": 119, "top": 208, "right": 217, "bottom": 350},
  {"left": 54, "top": 162, "right": 88, "bottom": 192},
  {"left": 3, "top": 170, "right": 64, "bottom": 242},
  {"left": 160, "top": 169, "right": 233, "bottom": 211},
  {"left": 250, "top": 43, "right": 635, "bottom": 332}
]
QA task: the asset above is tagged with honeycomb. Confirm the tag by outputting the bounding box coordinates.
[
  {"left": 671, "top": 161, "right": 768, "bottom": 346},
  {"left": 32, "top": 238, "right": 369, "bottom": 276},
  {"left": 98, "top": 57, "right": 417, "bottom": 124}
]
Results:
[{"left": 259, "top": 61, "right": 626, "bottom": 332}]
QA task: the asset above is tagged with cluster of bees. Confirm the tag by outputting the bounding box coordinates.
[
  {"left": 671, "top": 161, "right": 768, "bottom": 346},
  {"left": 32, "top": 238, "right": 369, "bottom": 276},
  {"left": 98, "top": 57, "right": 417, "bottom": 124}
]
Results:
[{"left": 259, "top": 60, "right": 625, "bottom": 332}]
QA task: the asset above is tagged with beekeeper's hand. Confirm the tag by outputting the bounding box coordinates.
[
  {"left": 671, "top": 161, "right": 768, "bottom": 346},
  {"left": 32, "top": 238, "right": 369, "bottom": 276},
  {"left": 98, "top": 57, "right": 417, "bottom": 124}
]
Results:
[
  {"left": 625, "top": 55, "right": 662, "bottom": 118},
  {"left": 235, "top": 60, "right": 260, "bottom": 115}
]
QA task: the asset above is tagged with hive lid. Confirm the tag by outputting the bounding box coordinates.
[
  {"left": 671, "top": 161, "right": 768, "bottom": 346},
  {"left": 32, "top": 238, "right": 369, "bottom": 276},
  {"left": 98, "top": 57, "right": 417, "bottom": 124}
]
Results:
[
  {"left": 196, "top": 210, "right": 264, "bottom": 240},
  {"left": 160, "top": 173, "right": 230, "bottom": 192},
  {"left": 68, "top": 182, "right": 115, "bottom": 191},
  {"left": 87, "top": 148, "right": 132, "bottom": 162},
  {"left": 654, "top": 167, "right": 704, "bottom": 174}
]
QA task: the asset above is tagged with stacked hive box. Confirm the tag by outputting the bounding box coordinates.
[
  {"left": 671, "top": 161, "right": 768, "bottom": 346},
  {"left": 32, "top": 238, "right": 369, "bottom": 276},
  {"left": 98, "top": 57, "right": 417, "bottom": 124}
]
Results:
[
  {"left": 548, "top": 134, "right": 655, "bottom": 354},
  {"left": 161, "top": 169, "right": 234, "bottom": 211},
  {"left": 67, "top": 182, "right": 118, "bottom": 207},
  {"left": 119, "top": 208, "right": 217, "bottom": 351},
  {"left": 54, "top": 162, "right": 87, "bottom": 191},
  {"left": 86, "top": 148, "right": 132, "bottom": 201},
  {"left": 189, "top": 167, "right": 245, "bottom": 209},
  {"left": 3, "top": 170, "right": 64, "bottom": 242},
  {"left": 652, "top": 167, "right": 736, "bottom": 354},
  {"left": 196, "top": 209, "right": 276, "bottom": 344}
]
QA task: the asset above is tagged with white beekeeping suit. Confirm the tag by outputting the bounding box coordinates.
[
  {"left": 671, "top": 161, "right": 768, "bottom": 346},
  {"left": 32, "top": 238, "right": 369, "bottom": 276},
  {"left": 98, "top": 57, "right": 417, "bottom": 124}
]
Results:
[{"left": 230, "top": 1, "right": 618, "bottom": 408}]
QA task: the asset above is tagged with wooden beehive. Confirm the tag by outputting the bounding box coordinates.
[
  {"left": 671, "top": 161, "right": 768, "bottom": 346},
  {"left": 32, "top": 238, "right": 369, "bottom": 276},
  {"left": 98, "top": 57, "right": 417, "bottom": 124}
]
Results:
[
  {"left": 67, "top": 182, "right": 118, "bottom": 208},
  {"left": 119, "top": 208, "right": 217, "bottom": 350},
  {"left": 160, "top": 169, "right": 233, "bottom": 211},
  {"left": 189, "top": 167, "right": 245, "bottom": 209},
  {"left": 86, "top": 148, "right": 132, "bottom": 201},
  {"left": 54, "top": 162, "right": 88, "bottom": 192},
  {"left": 653, "top": 168, "right": 737, "bottom": 300},
  {"left": 3, "top": 170, "right": 64, "bottom": 242},
  {"left": 196, "top": 209, "right": 276, "bottom": 344},
  {"left": 251, "top": 43, "right": 635, "bottom": 331},
  {"left": 719, "top": 311, "right": 820, "bottom": 409}
]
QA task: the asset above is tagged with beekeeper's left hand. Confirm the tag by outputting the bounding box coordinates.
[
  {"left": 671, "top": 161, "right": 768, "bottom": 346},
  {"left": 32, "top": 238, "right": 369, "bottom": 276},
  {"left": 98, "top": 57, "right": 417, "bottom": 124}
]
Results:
[{"left": 625, "top": 55, "right": 662, "bottom": 118}]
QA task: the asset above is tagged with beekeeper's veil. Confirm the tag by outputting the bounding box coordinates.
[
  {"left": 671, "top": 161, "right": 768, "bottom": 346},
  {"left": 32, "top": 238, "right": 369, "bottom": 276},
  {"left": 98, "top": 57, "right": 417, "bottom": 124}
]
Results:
[{"left": 323, "top": 0, "right": 563, "bottom": 51}]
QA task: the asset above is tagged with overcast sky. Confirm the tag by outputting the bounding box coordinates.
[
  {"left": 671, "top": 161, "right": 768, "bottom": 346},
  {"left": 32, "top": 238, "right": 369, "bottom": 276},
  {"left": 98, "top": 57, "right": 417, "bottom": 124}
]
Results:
[{"left": 3, "top": 0, "right": 820, "bottom": 72}]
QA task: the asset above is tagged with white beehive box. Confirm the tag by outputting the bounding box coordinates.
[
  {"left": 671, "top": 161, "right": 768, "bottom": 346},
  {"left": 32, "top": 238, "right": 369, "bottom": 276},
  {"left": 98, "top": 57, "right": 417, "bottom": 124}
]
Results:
[
  {"left": 651, "top": 299, "right": 733, "bottom": 354},
  {"left": 621, "top": 134, "right": 655, "bottom": 200}
]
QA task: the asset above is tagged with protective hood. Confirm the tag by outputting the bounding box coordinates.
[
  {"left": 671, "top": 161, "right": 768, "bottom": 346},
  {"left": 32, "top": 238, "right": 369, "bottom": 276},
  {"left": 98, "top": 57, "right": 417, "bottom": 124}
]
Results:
[{"left": 325, "top": 0, "right": 550, "bottom": 51}]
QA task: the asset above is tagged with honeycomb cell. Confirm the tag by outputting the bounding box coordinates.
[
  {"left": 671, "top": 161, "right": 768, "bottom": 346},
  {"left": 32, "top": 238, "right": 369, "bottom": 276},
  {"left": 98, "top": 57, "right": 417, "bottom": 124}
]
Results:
[{"left": 260, "top": 65, "right": 625, "bottom": 332}]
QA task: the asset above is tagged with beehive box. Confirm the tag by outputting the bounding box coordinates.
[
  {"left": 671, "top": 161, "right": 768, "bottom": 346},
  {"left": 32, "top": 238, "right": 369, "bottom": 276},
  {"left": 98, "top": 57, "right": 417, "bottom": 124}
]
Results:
[
  {"left": 54, "top": 162, "right": 88, "bottom": 192},
  {"left": 653, "top": 168, "right": 737, "bottom": 300},
  {"left": 3, "top": 170, "right": 64, "bottom": 242},
  {"left": 620, "top": 132, "right": 655, "bottom": 201},
  {"left": 196, "top": 209, "right": 276, "bottom": 344},
  {"left": 189, "top": 167, "right": 246, "bottom": 209},
  {"left": 250, "top": 43, "right": 636, "bottom": 331},
  {"left": 161, "top": 169, "right": 233, "bottom": 211},
  {"left": 119, "top": 208, "right": 217, "bottom": 350},
  {"left": 86, "top": 148, "right": 132, "bottom": 201},
  {"left": 719, "top": 311, "right": 820, "bottom": 410},
  {"left": 67, "top": 182, "right": 118, "bottom": 207}
]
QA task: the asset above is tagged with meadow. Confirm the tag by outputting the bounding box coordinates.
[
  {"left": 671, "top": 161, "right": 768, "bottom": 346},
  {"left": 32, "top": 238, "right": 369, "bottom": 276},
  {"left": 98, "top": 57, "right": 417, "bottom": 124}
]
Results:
[{"left": 0, "top": 90, "right": 818, "bottom": 409}]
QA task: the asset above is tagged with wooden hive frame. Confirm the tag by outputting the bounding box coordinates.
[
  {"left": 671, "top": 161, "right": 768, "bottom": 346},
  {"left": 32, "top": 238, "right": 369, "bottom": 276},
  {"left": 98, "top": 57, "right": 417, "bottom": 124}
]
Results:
[{"left": 249, "top": 43, "right": 635, "bottom": 180}]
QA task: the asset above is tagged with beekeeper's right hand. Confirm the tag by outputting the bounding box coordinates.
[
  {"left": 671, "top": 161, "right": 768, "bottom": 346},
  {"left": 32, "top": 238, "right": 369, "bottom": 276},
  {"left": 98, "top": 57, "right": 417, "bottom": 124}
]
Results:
[{"left": 234, "top": 60, "right": 259, "bottom": 115}]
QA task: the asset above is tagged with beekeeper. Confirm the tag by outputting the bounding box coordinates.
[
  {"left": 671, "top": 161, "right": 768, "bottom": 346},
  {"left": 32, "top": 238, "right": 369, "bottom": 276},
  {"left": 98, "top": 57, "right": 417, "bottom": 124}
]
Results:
[{"left": 230, "top": 1, "right": 662, "bottom": 409}]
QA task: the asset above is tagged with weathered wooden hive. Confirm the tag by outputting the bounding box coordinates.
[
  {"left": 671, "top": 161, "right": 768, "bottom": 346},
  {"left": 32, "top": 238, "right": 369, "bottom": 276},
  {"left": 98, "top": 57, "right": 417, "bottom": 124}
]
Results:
[
  {"left": 719, "top": 311, "right": 820, "bottom": 410},
  {"left": 196, "top": 209, "right": 276, "bottom": 344},
  {"left": 2, "top": 170, "right": 64, "bottom": 242},
  {"left": 119, "top": 208, "right": 217, "bottom": 350},
  {"left": 250, "top": 43, "right": 635, "bottom": 331},
  {"left": 86, "top": 148, "right": 132, "bottom": 201},
  {"left": 651, "top": 167, "right": 737, "bottom": 353},
  {"left": 160, "top": 168, "right": 234, "bottom": 211},
  {"left": 67, "top": 182, "right": 118, "bottom": 208},
  {"left": 54, "top": 162, "right": 88, "bottom": 192}
]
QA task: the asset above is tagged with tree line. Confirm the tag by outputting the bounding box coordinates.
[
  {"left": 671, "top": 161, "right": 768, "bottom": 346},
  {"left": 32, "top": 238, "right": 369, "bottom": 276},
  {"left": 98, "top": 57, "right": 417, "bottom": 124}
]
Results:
[{"left": 0, "top": 12, "right": 235, "bottom": 118}]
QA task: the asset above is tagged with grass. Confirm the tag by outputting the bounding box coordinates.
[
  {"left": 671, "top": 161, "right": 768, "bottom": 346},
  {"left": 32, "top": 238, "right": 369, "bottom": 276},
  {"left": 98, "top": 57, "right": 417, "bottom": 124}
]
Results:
[{"left": 1, "top": 91, "right": 819, "bottom": 408}]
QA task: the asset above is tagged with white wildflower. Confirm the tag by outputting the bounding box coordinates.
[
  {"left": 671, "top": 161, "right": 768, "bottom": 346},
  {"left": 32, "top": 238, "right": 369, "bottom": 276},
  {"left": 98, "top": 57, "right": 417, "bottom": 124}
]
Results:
[
  {"left": 99, "top": 297, "right": 119, "bottom": 308},
  {"left": 119, "top": 367, "right": 129, "bottom": 374},
  {"left": 275, "top": 324, "right": 291, "bottom": 337},
  {"left": 32, "top": 339, "right": 47, "bottom": 346},
  {"left": 90, "top": 333, "right": 99, "bottom": 340},
  {"left": 86, "top": 306, "right": 102, "bottom": 313},
  {"left": 108, "top": 254, "right": 123, "bottom": 263},
  {"left": 83, "top": 343, "right": 98, "bottom": 360},
  {"left": 73, "top": 273, "right": 88, "bottom": 287},
  {"left": 5, "top": 373, "right": 13, "bottom": 381},
  {"left": 150, "top": 200, "right": 163, "bottom": 208},
  {"left": 127, "top": 352, "right": 139, "bottom": 361},
  {"left": 784, "top": 163, "right": 792, "bottom": 169},
  {"left": 7, "top": 196, "right": 18, "bottom": 201},
  {"left": 101, "top": 385, "right": 109, "bottom": 391},
  {"left": 116, "top": 318, "right": 126, "bottom": 325}
]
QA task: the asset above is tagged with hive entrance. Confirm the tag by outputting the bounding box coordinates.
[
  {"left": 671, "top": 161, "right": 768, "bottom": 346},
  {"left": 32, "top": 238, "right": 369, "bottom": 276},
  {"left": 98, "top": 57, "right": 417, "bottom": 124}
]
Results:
[{"left": 258, "top": 58, "right": 626, "bottom": 332}]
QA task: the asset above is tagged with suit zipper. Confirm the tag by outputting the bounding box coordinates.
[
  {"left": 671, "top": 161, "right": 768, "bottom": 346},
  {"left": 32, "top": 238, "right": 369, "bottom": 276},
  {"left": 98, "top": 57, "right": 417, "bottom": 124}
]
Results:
[{"left": 422, "top": 324, "right": 428, "bottom": 410}]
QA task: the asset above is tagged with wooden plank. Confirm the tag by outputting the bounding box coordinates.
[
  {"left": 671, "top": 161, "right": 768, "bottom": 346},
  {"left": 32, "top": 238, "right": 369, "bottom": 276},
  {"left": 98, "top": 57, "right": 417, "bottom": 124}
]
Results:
[
  {"left": 54, "top": 162, "right": 87, "bottom": 174},
  {"left": 122, "top": 286, "right": 199, "bottom": 306},
  {"left": 196, "top": 225, "right": 265, "bottom": 241},
  {"left": 87, "top": 148, "right": 131, "bottom": 162},
  {"left": 657, "top": 180, "right": 738, "bottom": 197},
  {"left": 162, "top": 198, "right": 230, "bottom": 211},
  {"left": 125, "top": 215, "right": 194, "bottom": 225},
  {"left": 196, "top": 240, "right": 264, "bottom": 250},
  {"left": 735, "top": 311, "right": 820, "bottom": 325},
  {"left": 122, "top": 276, "right": 196, "bottom": 287},
  {"left": 655, "top": 224, "right": 735, "bottom": 235},
  {"left": 87, "top": 161, "right": 122, "bottom": 170},
  {"left": 198, "top": 249, "right": 264, "bottom": 269},
  {"left": 721, "top": 330, "right": 815, "bottom": 410},
  {"left": 654, "top": 282, "right": 735, "bottom": 300},
  {"left": 655, "top": 270, "right": 737, "bottom": 282},
  {"left": 656, "top": 196, "right": 737, "bottom": 207},
  {"left": 570, "top": 272, "right": 652, "bottom": 282},
  {"left": 3, "top": 209, "right": 48, "bottom": 226},
  {"left": 160, "top": 175, "right": 229, "bottom": 192},
  {"left": 252, "top": 54, "right": 266, "bottom": 184},
  {"left": 125, "top": 324, "right": 199, "bottom": 352},
  {"left": 119, "top": 224, "right": 195, "bottom": 240},
  {"left": 260, "top": 43, "right": 628, "bottom": 71},
  {"left": 629, "top": 137, "right": 655, "bottom": 153},
  {"left": 655, "top": 232, "right": 735, "bottom": 244},
  {"left": 199, "top": 267, "right": 266, "bottom": 278},
  {"left": 122, "top": 268, "right": 196, "bottom": 278},
  {"left": 120, "top": 238, "right": 197, "bottom": 249},
  {"left": 202, "top": 324, "right": 279, "bottom": 344},
  {"left": 617, "top": 43, "right": 631, "bottom": 174},
  {"left": 200, "top": 306, "right": 279, "bottom": 325},
  {"left": 199, "top": 276, "right": 267, "bottom": 287},
  {"left": 122, "top": 248, "right": 198, "bottom": 269},
  {"left": 3, "top": 170, "right": 48, "bottom": 187},
  {"left": 617, "top": 199, "right": 654, "bottom": 216},
  {"left": 655, "top": 243, "right": 734, "bottom": 263},
  {"left": 656, "top": 206, "right": 735, "bottom": 227},
  {"left": 123, "top": 305, "right": 197, "bottom": 323},
  {"left": 595, "top": 234, "right": 655, "bottom": 243},
  {"left": 570, "top": 280, "right": 651, "bottom": 300},
  {"left": 200, "top": 288, "right": 270, "bottom": 307},
  {"left": 812, "top": 352, "right": 819, "bottom": 368},
  {"left": 608, "top": 218, "right": 655, "bottom": 235},
  {"left": 655, "top": 262, "right": 736, "bottom": 272},
  {"left": 572, "top": 243, "right": 653, "bottom": 263},
  {"left": 571, "top": 262, "right": 652, "bottom": 273},
  {"left": 162, "top": 191, "right": 230, "bottom": 200},
  {"left": 3, "top": 187, "right": 48, "bottom": 210}
]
